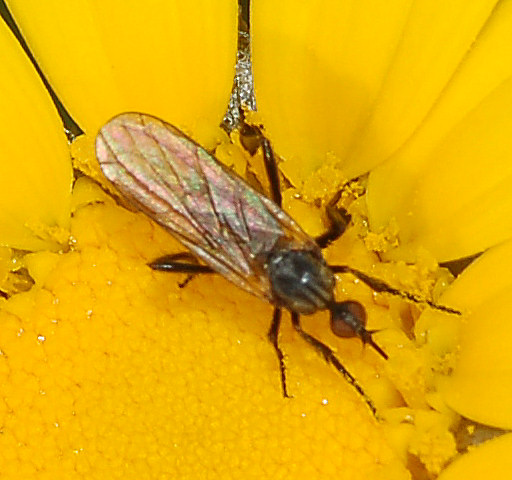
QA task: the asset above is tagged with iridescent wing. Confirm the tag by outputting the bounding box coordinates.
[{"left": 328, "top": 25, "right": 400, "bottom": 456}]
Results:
[{"left": 95, "top": 113, "right": 319, "bottom": 303}]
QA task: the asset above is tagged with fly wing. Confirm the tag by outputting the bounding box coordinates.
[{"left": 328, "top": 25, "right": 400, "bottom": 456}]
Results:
[{"left": 95, "top": 113, "right": 319, "bottom": 302}]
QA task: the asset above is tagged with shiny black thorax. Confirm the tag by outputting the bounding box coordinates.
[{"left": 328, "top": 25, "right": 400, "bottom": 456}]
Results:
[{"left": 266, "top": 247, "right": 335, "bottom": 315}]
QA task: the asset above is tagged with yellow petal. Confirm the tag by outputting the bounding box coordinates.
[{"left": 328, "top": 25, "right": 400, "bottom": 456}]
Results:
[
  {"left": 252, "top": 0, "right": 410, "bottom": 185},
  {"left": 346, "top": 0, "right": 499, "bottom": 175},
  {"left": 7, "top": 0, "right": 237, "bottom": 146},
  {"left": 252, "top": 0, "right": 497, "bottom": 185},
  {"left": 437, "top": 433, "right": 512, "bottom": 480},
  {"left": 368, "top": 1, "right": 512, "bottom": 262},
  {"left": 0, "top": 17, "right": 72, "bottom": 250},
  {"left": 417, "top": 240, "right": 512, "bottom": 429}
]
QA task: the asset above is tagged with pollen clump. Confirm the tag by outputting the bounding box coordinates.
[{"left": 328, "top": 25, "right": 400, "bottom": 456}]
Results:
[
  {"left": 407, "top": 411, "right": 457, "bottom": 475},
  {"left": 0, "top": 178, "right": 409, "bottom": 479}
]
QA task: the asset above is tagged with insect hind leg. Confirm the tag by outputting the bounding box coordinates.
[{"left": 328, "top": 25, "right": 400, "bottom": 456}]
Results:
[
  {"left": 291, "top": 312, "right": 379, "bottom": 417},
  {"left": 267, "top": 307, "right": 291, "bottom": 398}
]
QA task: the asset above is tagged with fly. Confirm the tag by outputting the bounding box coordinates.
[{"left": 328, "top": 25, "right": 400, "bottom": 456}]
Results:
[{"left": 95, "top": 112, "right": 388, "bottom": 415}]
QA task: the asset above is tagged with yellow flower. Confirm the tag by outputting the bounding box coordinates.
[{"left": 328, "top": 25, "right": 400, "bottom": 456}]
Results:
[
  {"left": 253, "top": 0, "right": 512, "bottom": 477},
  {"left": 1, "top": 1, "right": 511, "bottom": 479}
]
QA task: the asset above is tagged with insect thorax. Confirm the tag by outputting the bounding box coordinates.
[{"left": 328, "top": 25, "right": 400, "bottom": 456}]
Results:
[{"left": 266, "top": 246, "right": 335, "bottom": 315}]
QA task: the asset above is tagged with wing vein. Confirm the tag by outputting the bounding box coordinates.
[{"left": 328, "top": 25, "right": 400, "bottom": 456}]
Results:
[
  {"left": 191, "top": 144, "right": 223, "bottom": 239},
  {"left": 192, "top": 147, "right": 252, "bottom": 275},
  {"left": 138, "top": 128, "right": 218, "bottom": 249},
  {"left": 237, "top": 192, "right": 253, "bottom": 245},
  {"left": 218, "top": 210, "right": 254, "bottom": 274}
]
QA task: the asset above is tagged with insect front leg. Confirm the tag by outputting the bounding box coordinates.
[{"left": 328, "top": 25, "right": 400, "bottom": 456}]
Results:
[
  {"left": 330, "top": 265, "right": 461, "bottom": 315},
  {"left": 260, "top": 134, "right": 282, "bottom": 208},
  {"left": 315, "top": 204, "right": 352, "bottom": 249},
  {"left": 240, "top": 123, "right": 282, "bottom": 207},
  {"left": 267, "top": 307, "right": 291, "bottom": 398},
  {"left": 290, "top": 312, "right": 379, "bottom": 417},
  {"left": 239, "top": 120, "right": 352, "bottom": 247}
]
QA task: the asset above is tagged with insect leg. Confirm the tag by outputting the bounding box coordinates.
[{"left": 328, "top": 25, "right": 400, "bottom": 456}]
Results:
[
  {"left": 330, "top": 265, "right": 461, "bottom": 315},
  {"left": 315, "top": 205, "right": 352, "bottom": 249},
  {"left": 267, "top": 307, "right": 291, "bottom": 398},
  {"left": 149, "top": 253, "right": 215, "bottom": 289},
  {"left": 291, "top": 312, "right": 378, "bottom": 417},
  {"left": 240, "top": 123, "right": 282, "bottom": 207},
  {"left": 148, "top": 253, "right": 215, "bottom": 274},
  {"left": 260, "top": 134, "right": 282, "bottom": 208}
]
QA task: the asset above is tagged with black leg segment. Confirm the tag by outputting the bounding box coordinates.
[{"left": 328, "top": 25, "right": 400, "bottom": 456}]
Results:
[
  {"left": 260, "top": 135, "right": 282, "bottom": 208},
  {"left": 290, "top": 312, "right": 379, "bottom": 417},
  {"left": 330, "top": 265, "right": 461, "bottom": 315},
  {"left": 148, "top": 253, "right": 215, "bottom": 274},
  {"left": 315, "top": 205, "right": 351, "bottom": 249},
  {"left": 267, "top": 307, "right": 291, "bottom": 398},
  {"left": 239, "top": 122, "right": 282, "bottom": 207},
  {"left": 314, "top": 189, "right": 352, "bottom": 249}
]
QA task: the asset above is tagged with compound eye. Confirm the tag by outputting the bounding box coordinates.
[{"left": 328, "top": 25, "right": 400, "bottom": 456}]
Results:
[
  {"left": 330, "top": 301, "right": 388, "bottom": 360},
  {"left": 329, "top": 301, "right": 367, "bottom": 338}
]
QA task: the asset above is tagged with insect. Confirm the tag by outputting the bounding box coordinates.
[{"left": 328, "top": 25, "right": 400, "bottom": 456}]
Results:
[{"left": 95, "top": 112, "right": 388, "bottom": 415}]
